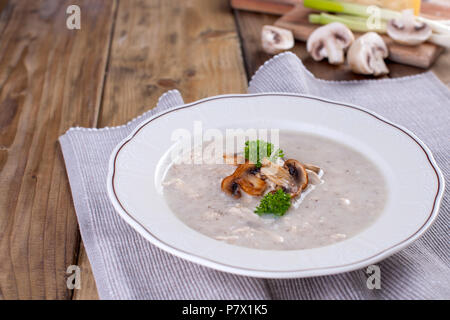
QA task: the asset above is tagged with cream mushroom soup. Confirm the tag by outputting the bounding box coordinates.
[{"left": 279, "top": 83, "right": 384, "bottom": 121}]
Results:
[{"left": 162, "top": 131, "right": 387, "bottom": 250}]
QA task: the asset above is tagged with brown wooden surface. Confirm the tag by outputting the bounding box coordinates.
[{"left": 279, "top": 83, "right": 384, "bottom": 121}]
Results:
[
  {"left": 231, "top": 0, "right": 297, "bottom": 15},
  {"left": 0, "top": 0, "right": 116, "bottom": 299},
  {"left": 0, "top": 0, "right": 448, "bottom": 300}
]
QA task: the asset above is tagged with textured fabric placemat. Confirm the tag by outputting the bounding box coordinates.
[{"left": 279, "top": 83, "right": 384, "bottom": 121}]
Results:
[{"left": 59, "top": 52, "right": 449, "bottom": 300}]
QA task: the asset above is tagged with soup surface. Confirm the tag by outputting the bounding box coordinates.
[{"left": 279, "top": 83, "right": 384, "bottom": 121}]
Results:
[{"left": 162, "top": 131, "right": 387, "bottom": 250}]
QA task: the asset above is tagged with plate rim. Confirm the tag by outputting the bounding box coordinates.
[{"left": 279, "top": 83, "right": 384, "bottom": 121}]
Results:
[{"left": 106, "top": 92, "right": 445, "bottom": 278}]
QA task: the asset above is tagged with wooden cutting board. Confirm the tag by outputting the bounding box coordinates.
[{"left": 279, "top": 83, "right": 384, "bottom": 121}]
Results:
[{"left": 231, "top": 0, "right": 449, "bottom": 68}]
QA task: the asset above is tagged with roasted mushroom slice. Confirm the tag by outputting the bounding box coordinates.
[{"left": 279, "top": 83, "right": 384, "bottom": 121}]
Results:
[
  {"left": 307, "top": 22, "right": 355, "bottom": 64},
  {"left": 261, "top": 25, "right": 295, "bottom": 55},
  {"left": 237, "top": 175, "right": 266, "bottom": 196},
  {"left": 284, "top": 159, "right": 309, "bottom": 191},
  {"left": 221, "top": 175, "right": 241, "bottom": 199},
  {"left": 387, "top": 10, "right": 432, "bottom": 46},
  {"left": 221, "top": 163, "right": 267, "bottom": 198}
]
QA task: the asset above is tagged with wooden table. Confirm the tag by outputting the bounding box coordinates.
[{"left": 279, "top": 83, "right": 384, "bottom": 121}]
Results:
[{"left": 0, "top": 0, "right": 448, "bottom": 300}]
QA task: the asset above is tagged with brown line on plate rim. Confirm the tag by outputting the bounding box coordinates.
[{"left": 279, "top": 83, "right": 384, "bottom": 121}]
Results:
[{"left": 111, "top": 93, "right": 442, "bottom": 274}]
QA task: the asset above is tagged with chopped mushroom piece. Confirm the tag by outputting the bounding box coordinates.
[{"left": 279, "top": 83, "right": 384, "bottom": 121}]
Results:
[
  {"left": 260, "top": 158, "right": 308, "bottom": 198},
  {"left": 284, "top": 159, "right": 309, "bottom": 191},
  {"left": 306, "top": 170, "right": 323, "bottom": 185},
  {"left": 347, "top": 32, "right": 389, "bottom": 76},
  {"left": 387, "top": 10, "right": 432, "bottom": 46},
  {"left": 307, "top": 22, "right": 355, "bottom": 65},
  {"left": 260, "top": 159, "right": 294, "bottom": 191},
  {"left": 223, "top": 153, "right": 246, "bottom": 165},
  {"left": 303, "top": 163, "right": 321, "bottom": 175},
  {"left": 221, "top": 163, "right": 267, "bottom": 198},
  {"left": 261, "top": 25, "right": 294, "bottom": 54}
]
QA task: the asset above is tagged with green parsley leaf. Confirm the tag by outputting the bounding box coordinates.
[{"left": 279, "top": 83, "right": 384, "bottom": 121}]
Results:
[
  {"left": 244, "top": 140, "right": 284, "bottom": 168},
  {"left": 254, "top": 189, "right": 291, "bottom": 217}
]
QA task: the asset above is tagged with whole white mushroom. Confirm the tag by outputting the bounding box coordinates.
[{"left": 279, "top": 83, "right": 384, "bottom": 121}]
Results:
[
  {"left": 347, "top": 32, "right": 389, "bottom": 76},
  {"left": 261, "top": 25, "right": 294, "bottom": 55},
  {"left": 387, "top": 10, "right": 432, "bottom": 46},
  {"left": 307, "top": 22, "right": 355, "bottom": 65}
]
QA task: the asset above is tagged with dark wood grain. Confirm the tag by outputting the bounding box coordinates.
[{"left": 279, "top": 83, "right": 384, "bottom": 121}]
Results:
[
  {"left": 0, "top": 0, "right": 8, "bottom": 14},
  {"left": 231, "top": 0, "right": 296, "bottom": 15},
  {"left": 73, "top": 0, "right": 248, "bottom": 299},
  {"left": 97, "top": 0, "right": 247, "bottom": 128},
  {"left": 0, "top": 0, "right": 116, "bottom": 299}
]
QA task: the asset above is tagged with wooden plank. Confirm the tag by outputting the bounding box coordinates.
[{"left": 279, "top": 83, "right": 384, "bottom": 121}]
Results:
[
  {"left": 0, "top": 0, "right": 8, "bottom": 14},
  {"left": 235, "top": 9, "right": 434, "bottom": 81},
  {"left": 431, "top": 50, "right": 450, "bottom": 87},
  {"left": 73, "top": 0, "right": 248, "bottom": 299},
  {"left": 97, "top": 0, "right": 248, "bottom": 127},
  {"left": 421, "top": 1, "right": 450, "bottom": 19},
  {"left": 231, "top": 0, "right": 297, "bottom": 15},
  {"left": 0, "top": 0, "right": 116, "bottom": 299}
]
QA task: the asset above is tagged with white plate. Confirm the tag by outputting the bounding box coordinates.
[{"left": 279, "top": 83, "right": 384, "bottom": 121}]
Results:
[{"left": 107, "top": 93, "right": 444, "bottom": 278}]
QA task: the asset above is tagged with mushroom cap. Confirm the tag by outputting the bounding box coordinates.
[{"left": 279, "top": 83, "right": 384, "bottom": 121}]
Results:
[
  {"left": 221, "top": 175, "right": 241, "bottom": 198},
  {"left": 307, "top": 22, "right": 355, "bottom": 65},
  {"left": 347, "top": 32, "right": 389, "bottom": 76},
  {"left": 387, "top": 10, "right": 432, "bottom": 46},
  {"left": 221, "top": 163, "right": 266, "bottom": 198},
  {"left": 261, "top": 25, "right": 294, "bottom": 55}
]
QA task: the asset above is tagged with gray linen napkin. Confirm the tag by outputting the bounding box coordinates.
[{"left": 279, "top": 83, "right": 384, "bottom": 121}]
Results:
[{"left": 60, "top": 52, "right": 450, "bottom": 300}]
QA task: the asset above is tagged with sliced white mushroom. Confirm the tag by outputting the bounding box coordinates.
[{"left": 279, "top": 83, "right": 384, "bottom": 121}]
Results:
[
  {"left": 387, "top": 10, "right": 432, "bottom": 46},
  {"left": 261, "top": 25, "right": 294, "bottom": 55},
  {"left": 307, "top": 22, "right": 355, "bottom": 65},
  {"left": 303, "top": 163, "right": 321, "bottom": 175},
  {"left": 429, "top": 33, "right": 450, "bottom": 49},
  {"left": 347, "top": 32, "right": 389, "bottom": 76},
  {"left": 260, "top": 158, "right": 308, "bottom": 198},
  {"left": 306, "top": 170, "right": 323, "bottom": 185}
]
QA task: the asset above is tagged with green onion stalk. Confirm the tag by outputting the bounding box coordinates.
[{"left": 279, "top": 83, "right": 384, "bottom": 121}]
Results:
[
  {"left": 304, "top": 0, "right": 450, "bottom": 47},
  {"left": 309, "top": 13, "right": 387, "bottom": 33},
  {"left": 303, "top": 0, "right": 401, "bottom": 20}
]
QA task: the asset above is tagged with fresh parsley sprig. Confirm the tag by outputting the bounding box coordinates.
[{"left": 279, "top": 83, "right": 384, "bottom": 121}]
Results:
[
  {"left": 254, "top": 189, "right": 291, "bottom": 217},
  {"left": 244, "top": 140, "right": 284, "bottom": 168}
]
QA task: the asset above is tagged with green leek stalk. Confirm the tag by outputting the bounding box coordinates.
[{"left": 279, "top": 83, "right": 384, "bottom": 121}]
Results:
[
  {"left": 305, "top": 0, "right": 450, "bottom": 47},
  {"left": 303, "top": 0, "right": 400, "bottom": 20},
  {"left": 309, "top": 13, "right": 387, "bottom": 33}
]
